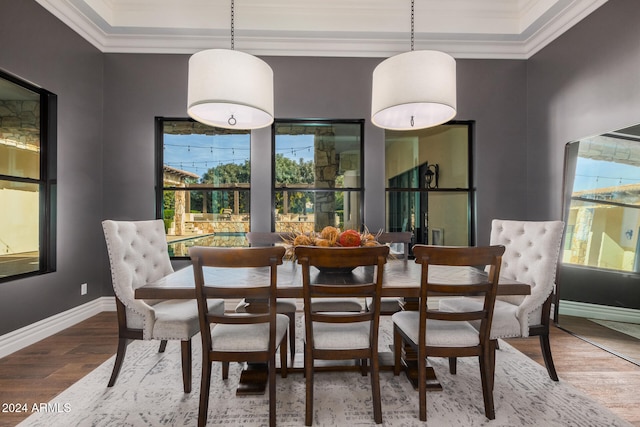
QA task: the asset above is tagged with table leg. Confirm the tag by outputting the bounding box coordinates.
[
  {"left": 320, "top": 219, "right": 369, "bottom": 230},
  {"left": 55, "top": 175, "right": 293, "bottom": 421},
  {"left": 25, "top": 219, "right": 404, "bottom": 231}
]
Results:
[{"left": 398, "top": 297, "right": 442, "bottom": 391}]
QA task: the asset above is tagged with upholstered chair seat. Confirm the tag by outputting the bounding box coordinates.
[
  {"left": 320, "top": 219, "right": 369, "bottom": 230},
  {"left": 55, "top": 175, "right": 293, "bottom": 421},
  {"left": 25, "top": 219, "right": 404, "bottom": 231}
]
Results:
[
  {"left": 210, "top": 314, "right": 289, "bottom": 352},
  {"left": 392, "top": 311, "right": 481, "bottom": 347},
  {"left": 309, "top": 298, "right": 363, "bottom": 312},
  {"left": 303, "top": 317, "right": 372, "bottom": 350}
]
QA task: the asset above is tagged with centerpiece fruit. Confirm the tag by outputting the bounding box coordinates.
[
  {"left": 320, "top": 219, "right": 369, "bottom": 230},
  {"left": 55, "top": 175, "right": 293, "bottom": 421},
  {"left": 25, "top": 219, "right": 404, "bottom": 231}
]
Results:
[{"left": 337, "top": 229, "right": 362, "bottom": 247}]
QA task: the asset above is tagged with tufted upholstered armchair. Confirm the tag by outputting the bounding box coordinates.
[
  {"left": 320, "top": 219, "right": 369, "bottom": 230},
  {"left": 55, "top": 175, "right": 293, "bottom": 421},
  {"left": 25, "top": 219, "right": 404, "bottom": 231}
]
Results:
[
  {"left": 439, "top": 219, "right": 564, "bottom": 381},
  {"left": 102, "top": 219, "right": 224, "bottom": 392}
]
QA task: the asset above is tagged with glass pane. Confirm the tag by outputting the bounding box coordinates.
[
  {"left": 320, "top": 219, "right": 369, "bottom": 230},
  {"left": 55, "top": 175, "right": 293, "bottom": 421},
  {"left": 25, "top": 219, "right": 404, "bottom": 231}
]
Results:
[
  {"left": 0, "top": 79, "right": 41, "bottom": 179},
  {"left": 427, "top": 192, "right": 470, "bottom": 246},
  {"left": 163, "top": 121, "right": 250, "bottom": 185},
  {"left": 163, "top": 189, "right": 250, "bottom": 255},
  {"left": 275, "top": 122, "right": 362, "bottom": 188},
  {"left": 385, "top": 124, "right": 468, "bottom": 189},
  {"left": 0, "top": 180, "right": 40, "bottom": 278},
  {"left": 275, "top": 190, "right": 362, "bottom": 232},
  {"left": 563, "top": 134, "right": 640, "bottom": 272},
  {"left": 162, "top": 120, "right": 251, "bottom": 256}
]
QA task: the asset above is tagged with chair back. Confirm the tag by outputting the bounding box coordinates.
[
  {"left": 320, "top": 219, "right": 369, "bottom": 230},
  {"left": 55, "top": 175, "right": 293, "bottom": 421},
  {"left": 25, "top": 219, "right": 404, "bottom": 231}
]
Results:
[
  {"left": 246, "top": 232, "right": 292, "bottom": 247},
  {"left": 189, "top": 246, "right": 285, "bottom": 361},
  {"left": 102, "top": 219, "right": 174, "bottom": 338},
  {"left": 412, "top": 245, "right": 505, "bottom": 348},
  {"left": 489, "top": 219, "right": 564, "bottom": 334},
  {"left": 377, "top": 231, "right": 412, "bottom": 259},
  {"left": 295, "top": 245, "right": 389, "bottom": 350}
]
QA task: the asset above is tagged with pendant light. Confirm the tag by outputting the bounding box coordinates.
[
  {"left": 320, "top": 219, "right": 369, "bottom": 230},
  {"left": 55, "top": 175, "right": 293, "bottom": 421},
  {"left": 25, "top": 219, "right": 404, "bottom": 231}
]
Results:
[
  {"left": 187, "top": 0, "right": 274, "bottom": 130},
  {"left": 371, "top": 0, "right": 456, "bottom": 131}
]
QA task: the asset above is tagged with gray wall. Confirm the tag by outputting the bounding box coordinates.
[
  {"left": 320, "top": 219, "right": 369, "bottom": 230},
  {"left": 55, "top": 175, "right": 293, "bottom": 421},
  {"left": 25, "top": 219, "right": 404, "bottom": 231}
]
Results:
[
  {"left": 527, "top": 0, "right": 640, "bottom": 307},
  {"left": 0, "top": 0, "right": 104, "bottom": 334},
  {"left": 527, "top": 0, "right": 640, "bottom": 218}
]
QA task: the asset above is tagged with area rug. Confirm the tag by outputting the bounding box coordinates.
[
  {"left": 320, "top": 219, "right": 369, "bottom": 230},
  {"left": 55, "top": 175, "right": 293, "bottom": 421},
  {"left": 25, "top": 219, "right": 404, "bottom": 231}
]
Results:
[{"left": 18, "top": 319, "right": 632, "bottom": 427}]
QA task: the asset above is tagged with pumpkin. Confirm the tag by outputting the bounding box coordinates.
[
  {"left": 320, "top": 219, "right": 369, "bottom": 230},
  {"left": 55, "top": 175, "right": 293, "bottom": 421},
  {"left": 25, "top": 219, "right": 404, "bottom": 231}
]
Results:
[{"left": 338, "top": 229, "right": 362, "bottom": 247}]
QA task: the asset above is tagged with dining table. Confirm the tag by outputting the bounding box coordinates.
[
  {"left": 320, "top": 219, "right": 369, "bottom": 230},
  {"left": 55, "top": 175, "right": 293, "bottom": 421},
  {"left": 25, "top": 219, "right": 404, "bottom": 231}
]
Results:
[{"left": 135, "top": 258, "right": 530, "bottom": 394}]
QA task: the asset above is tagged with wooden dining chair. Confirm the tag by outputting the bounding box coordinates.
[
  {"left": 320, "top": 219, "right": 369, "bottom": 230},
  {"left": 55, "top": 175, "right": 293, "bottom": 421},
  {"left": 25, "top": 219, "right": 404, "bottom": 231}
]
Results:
[
  {"left": 366, "top": 231, "right": 413, "bottom": 314},
  {"left": 392, "top": 244, "right": 505, "bottom": 421},
  {"left": 189, "top": 246, "right": 289, "bottom": 427},
  {"left": 102, "top": 219, "right": 225, "bottom": 393},
  {"left": 295, "top": 245, "right": 390, "bottom": 426},
  {"left": 239, "top": 231, "right": 297, "bottom": 362},
  {"left": 439, "top": 219, "right": 564, "bottom": 381}
]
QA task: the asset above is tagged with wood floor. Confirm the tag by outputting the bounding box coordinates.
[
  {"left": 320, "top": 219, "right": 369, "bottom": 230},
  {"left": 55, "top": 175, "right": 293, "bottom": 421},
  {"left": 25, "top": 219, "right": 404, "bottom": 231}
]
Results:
[{"left": 0, "top": 312, "right": 639, "bottom": 427}]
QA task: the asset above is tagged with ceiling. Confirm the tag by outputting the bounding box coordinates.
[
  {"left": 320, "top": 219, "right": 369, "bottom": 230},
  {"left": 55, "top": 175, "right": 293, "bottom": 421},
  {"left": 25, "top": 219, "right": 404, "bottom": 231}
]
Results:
[{"left": 35, "top": 0, "right": 607, "bottom": 59}]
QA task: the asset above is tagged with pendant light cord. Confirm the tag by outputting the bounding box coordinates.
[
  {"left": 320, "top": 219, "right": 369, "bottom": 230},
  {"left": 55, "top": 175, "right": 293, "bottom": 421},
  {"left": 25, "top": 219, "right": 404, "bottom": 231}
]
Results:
[
  {"left": 230, "top": 0, "right": 235, "bottom": 50},
  {"left": 410, "top": 0, "right": 414, "bottom": 51}
]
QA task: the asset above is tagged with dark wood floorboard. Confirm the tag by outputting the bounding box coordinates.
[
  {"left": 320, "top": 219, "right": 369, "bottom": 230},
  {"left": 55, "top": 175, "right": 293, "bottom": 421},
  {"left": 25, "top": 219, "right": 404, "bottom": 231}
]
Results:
[{"left": 0, "top": 312, "right": 638, "bottom": 426}]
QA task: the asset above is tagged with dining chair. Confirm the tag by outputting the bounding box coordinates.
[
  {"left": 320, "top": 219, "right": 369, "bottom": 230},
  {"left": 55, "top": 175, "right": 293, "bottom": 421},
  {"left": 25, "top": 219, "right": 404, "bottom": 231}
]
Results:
[
  {"left": 439, "top": 219, "right": 564, "bottom": 381},
  {"left": 366, "top": 231, "right": 413, "bottom": 314},
  {"left": 239, "top": 231, "right": 297, "bottom": 362},
  {"left": 392, "top": 244, "right": 505, "bottom": 421},
  {"left": 189, "top": 246, "right": 289, "bottom": 427},
  {"left": 295, "top": 245, "right": 390, "bottom": 426},
  {"left": 102, "top": 219, "right": 224, "bottom": 393}
]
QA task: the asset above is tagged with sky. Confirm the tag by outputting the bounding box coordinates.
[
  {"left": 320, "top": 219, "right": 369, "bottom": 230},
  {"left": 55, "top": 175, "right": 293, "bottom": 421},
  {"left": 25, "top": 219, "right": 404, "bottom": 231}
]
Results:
[
  {"left": 164, "top": 133, "right": 314, "bottom": 179},
  {"left": 573, "top": 158, "right": 640, "bottom": 192}
]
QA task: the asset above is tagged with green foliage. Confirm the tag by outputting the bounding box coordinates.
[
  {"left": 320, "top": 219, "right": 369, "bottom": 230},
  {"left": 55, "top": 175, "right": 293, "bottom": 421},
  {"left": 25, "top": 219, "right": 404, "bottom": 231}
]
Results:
[{"left": 275, "top": 154, "right": 315, "bottom": 214}]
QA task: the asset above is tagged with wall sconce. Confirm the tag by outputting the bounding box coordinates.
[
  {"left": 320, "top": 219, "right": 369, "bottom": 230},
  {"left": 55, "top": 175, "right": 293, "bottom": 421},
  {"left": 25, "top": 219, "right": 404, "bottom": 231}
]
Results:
[{"left": 425, "top": 164, "right": 439, "bottom": 189}]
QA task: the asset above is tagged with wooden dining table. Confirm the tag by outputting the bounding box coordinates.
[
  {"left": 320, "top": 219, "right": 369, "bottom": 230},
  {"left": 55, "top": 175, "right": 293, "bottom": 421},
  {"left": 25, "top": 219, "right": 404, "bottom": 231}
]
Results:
[
  {"left": 135, "top": 258, "right": 529, "bottom": 300},
  {"left": 135, "top": 258, "right": 530, "bottom": 394}
]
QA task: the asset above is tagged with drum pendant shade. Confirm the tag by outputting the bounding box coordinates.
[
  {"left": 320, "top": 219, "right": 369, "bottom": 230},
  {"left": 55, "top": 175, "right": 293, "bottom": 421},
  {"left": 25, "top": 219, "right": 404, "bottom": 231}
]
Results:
[
  {"left": 371, "top": 50, "right": 456, "bottom": 131},
  {"left": 187, "top": 49, "right": 274, "bottom": 130}
]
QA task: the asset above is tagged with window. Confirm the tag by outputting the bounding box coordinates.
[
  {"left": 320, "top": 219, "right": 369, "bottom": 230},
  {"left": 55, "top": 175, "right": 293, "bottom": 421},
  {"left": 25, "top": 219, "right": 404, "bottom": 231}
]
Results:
[
  {"left": 384, "top": 122, "right": 473, "bottom": 247},
  {"left": 0, "top": 70, "right": 57, "bottom": 282},
  {"left": 563, "top": 127, "right": 640, "bottom": 273},
  {"left": 273, "top": 119, "right": 364, "bottom": 232},
  {"left": 156, "top": 118, "right": 251, "bottom": 257}
]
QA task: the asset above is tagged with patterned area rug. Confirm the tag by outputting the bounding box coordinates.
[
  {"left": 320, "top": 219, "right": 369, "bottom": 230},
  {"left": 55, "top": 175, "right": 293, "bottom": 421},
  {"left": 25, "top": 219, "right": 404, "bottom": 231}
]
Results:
[{"left": 18, "top": 318, "right": 632, "bottom": 427}]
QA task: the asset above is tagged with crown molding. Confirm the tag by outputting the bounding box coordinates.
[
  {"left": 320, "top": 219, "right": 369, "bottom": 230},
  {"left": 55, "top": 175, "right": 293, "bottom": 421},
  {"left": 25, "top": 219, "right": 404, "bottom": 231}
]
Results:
[{"left": 35, "top": 0, "right": 608, "bottom": 59}]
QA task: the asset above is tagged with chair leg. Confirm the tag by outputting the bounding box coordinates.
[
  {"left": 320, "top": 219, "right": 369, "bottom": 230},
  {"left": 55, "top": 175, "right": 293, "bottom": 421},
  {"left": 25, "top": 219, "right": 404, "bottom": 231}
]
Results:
[
  {"left": 269, "top": 353, "right": 277, "bottom": 427},
  {"left": 305, "top": 345, "right": 314, "bottom": 426},
  {"left": 360, "top": 358, "right": 368, "bottom": 376},
  {"left": 181, "top": 340, "right": 192, "bottom": 393},
  {"left": 370, "top": 352, "right": 382, "bottom": 424},
  {"left": 418, "top": 348, "right": 427, "bottom": 422},
  {"left": 539, "top": 333, "right": 559, "bottom": 381},
  {"left": 448, "top": 357, "right": 457, "bottom": 375},
  {"left": 158, "top": 340, "right": 168, "bottom": 353},
  {"left": 280, "top": 332, "right": 288, "bottom": 378},
  {"left": 198, "top": 357, "right": 212, "bottom": 427},
  {"left": 286, "top": 312, "right": 296, "bottom": 363},
  {"left": 222, "top": 361, "right": 230, "bottom": 380},
  {"left": 479, "top": 344, "right": 496, "bottom": 420},
  {"left": 393, "top": 325, "right": 402, "bottom": 376},
  {"left": 108, "top": 337, "right": 129, "bottom": 387}
]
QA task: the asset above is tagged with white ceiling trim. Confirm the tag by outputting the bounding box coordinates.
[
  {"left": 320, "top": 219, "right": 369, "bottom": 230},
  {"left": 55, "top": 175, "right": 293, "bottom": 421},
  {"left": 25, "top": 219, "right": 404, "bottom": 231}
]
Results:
[{"left": 35, "top": 0, "right": 608, "bottom": 59}]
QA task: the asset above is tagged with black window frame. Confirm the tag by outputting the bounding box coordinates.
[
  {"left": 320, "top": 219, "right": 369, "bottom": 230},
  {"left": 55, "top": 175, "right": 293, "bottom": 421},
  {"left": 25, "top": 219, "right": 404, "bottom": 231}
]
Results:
[
  {"left": 272, "top": 118, "right": 366, "bottom": 231},
  {"left": 0, "top": 68, "right": 57, "bottom": 283}
]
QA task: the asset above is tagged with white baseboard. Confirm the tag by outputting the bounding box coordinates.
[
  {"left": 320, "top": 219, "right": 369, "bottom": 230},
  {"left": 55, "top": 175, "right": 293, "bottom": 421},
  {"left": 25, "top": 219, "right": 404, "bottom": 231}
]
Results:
[
  {"left": 559, "top": 300, "right": 640, "bottom": 324},
  {"left": 0, "top": 297, "right": 116, "bottom": 359}
]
